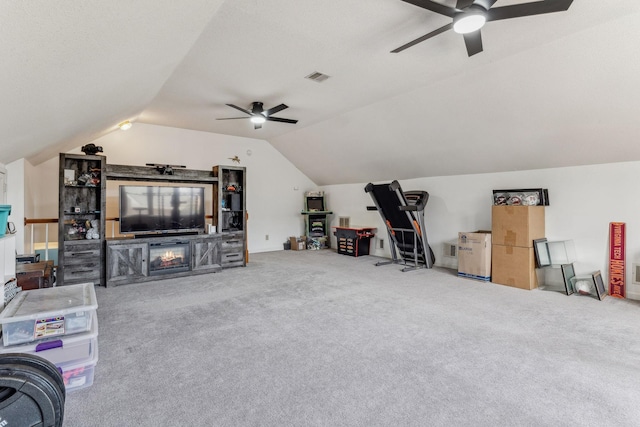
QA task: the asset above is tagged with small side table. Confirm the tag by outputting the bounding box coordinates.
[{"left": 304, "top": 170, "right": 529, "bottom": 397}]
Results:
[
  {"left": 16, "top": 260, "right": 55, "bottom": 290},
  {"left": 333, "top": 226, "right": 376, "bottom": 257}
]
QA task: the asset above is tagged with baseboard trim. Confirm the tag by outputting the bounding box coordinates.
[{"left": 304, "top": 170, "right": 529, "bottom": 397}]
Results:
[{"left": 624, "top": 291, "right": 640, "bottom": 301}]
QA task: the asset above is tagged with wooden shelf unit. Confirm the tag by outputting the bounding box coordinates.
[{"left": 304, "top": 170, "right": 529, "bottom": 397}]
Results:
[
  {"left": 58, "top": 153, "right": 106, "bottom": 286},
  {"left": 58, "top": 158, "right": 248, "bottom": 287},
  {"left": 213, "top": 165, "right": 246, "bottom": 267}
]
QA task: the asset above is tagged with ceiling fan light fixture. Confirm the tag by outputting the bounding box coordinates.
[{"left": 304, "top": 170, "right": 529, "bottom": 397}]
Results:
[
  {"left": 453, "top": 5, "right": 487, "bottom": 34},
  {"left": 250, "top": 115, "right": 266, "bottom": 124}
]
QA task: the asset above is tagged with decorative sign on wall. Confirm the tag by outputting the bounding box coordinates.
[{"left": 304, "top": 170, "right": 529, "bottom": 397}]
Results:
[{"left": 608, "top": 222, "right": 626, "bottom": 298}]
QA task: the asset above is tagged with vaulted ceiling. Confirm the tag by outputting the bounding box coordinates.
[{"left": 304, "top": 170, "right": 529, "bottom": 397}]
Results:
[{"left": 2, "top": 1, "right": 639, "bottom": 185}]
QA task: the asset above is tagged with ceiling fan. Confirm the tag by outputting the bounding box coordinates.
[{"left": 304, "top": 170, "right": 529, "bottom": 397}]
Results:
[
  {"left": 217, "top": 102, "right": 298, "bottom": 129},
  {"left": 392, "top": 0, "right": 574, "bottom": 57}
]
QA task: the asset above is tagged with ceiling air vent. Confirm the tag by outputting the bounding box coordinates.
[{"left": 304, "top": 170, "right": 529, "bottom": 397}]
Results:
[{"left": 305, "top": 71, "right": 330, "bottom": 83}]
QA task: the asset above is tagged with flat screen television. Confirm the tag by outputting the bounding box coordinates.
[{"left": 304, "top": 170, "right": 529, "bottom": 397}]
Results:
[{"left": 119, "top": 185, "right": 205, "bottom": 235}]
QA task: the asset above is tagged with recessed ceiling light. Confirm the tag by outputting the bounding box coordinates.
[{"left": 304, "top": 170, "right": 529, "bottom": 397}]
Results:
[{"left": 118, "top": 120, "right": 132, "bottom": 131}]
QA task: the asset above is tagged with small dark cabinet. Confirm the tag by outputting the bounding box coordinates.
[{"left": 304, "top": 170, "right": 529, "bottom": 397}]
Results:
[{"left": 333, "top": 227, "right": 376, "bottom": 257}]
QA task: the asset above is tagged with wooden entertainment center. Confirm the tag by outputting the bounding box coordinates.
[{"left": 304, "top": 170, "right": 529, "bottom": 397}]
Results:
[{"left": 57, "top": 154, "right": 246, "bottom": 287}]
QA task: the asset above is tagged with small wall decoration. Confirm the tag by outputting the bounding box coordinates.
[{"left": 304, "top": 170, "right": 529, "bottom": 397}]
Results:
[{"left": 608, "top": 222, "right": 625, "bottom": 298}]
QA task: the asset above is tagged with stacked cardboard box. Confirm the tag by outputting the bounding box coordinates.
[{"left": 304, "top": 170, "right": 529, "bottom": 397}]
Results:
[{"left": 491, "top": 206, "right": 545, "bottom": 290}]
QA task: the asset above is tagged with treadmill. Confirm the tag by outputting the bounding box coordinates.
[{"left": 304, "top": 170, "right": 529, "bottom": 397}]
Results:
[{"left": 365, "top": 180, "right": 435, "bottom": 271}]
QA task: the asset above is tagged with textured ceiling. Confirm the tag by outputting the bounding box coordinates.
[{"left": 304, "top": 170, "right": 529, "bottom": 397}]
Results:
[{"left": 2, "top": 1, "right": 639, "bottom": 185}]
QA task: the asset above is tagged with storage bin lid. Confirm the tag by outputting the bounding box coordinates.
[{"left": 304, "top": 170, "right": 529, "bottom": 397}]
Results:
[{"left": 0, "top": 282, "right": 98, "bottom": 323}]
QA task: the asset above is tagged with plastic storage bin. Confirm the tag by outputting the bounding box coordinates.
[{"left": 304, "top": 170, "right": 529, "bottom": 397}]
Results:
[
  {"left": 60, "top": 340, "right": 99, "bottom": 392},
  {"left": 0, "top": 311, "right": 98, "bottom": 366},
  {"left": 0, "top": 282, "right": 98, "bottom": 346},
  {"left": 0, "top": 205, "right": 10, "bottom": 236}
]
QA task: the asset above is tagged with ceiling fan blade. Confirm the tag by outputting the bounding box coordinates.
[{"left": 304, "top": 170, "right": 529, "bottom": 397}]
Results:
[
  {"left": 400, "top": 0, "right": 458, "bottom": 17},
  {"left": 463, "top": 30, "right": 483, "bottom": 56},
  {"left": 391, "top": 22, "right": 453, "bottom": 53},
  {"left": 254, "top": 123, "right": 262, "bottom": 130},
  {"left": 264, "top": 103, "right": 288, "bottom": 116},
  {"left": 216, "top": 117, "right": 250, "bottom": 120},
  {"left": 226, "top": 103, "right": 253, "bottom": 116},
  {"left": 487, "top": 0, "right": 573, "bottom": 22},
  {"left": 265, "top": 117, "right": 298, "bottom": 124}
]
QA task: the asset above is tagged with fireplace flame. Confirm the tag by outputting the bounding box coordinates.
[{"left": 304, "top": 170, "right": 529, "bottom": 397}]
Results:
[
  {"left": 161, "top": 250, "right": 176, "bottom": 262},
  {"left": 150, "top": 245, "right": 187, "bottom": 272}
]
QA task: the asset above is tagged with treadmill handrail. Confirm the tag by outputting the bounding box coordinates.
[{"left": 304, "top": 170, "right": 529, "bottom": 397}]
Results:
[{"left": 399, "top": 205, "right": 418, "bottom": 211}]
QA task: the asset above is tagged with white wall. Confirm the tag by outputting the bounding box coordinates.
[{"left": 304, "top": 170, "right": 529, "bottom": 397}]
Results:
[
  {"left": 6, "top": 159, "right": 26, "bottom": 253},
  {"left": 30, "top": 123, "right": 317, "bottom": 253},
  {"left": 0, "top": 163, "right": 6, "bottom": 204},
  {"left": 322, "top": 161, "right": 640, "bottom": 300}
]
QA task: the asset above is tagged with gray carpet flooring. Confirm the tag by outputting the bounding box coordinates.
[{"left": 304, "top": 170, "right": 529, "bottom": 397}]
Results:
[{"left": 62, "top": 250, "right": 640, "bottom": 427}]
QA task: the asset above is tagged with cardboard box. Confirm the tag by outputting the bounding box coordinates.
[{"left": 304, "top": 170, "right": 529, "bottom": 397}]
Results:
[
  {"left": 491, "top": 244, "right": 538, "bottom": 290},
  {"left": 289, "top": 236, "right": 306, "bottom": 251},
  {"left": 457, "top": 232, "right": 492, "bottom": 281},
  {"left": 491, "top": 206, "right": 545, "bottom": 247}
]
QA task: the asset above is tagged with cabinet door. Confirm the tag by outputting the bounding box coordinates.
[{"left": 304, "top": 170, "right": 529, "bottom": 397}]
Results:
[
  {"left": 106, "top": 243, "right": 148, "bottom": 286},
  {"left": 191, "top": 238, "right": 221, "bottom": 272}
]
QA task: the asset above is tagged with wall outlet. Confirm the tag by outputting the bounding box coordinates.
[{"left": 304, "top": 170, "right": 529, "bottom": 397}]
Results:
[
  {"left": 379, "top": 238, "right": 384, "bottom": 249},
  {"left": 633, "top": 263, "right": 640, "bottom": 285},
  {"left": 265, "top": 234, "right": 269, "bottom": 241}
]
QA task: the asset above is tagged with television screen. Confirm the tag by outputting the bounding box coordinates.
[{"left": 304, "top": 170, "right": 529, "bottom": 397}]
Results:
[
  {"left": 306, "top": 197, "right": 324, "bottom": 211},
  {"left": 119, "top": 185, "right": 205, "bottom": 235}
]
